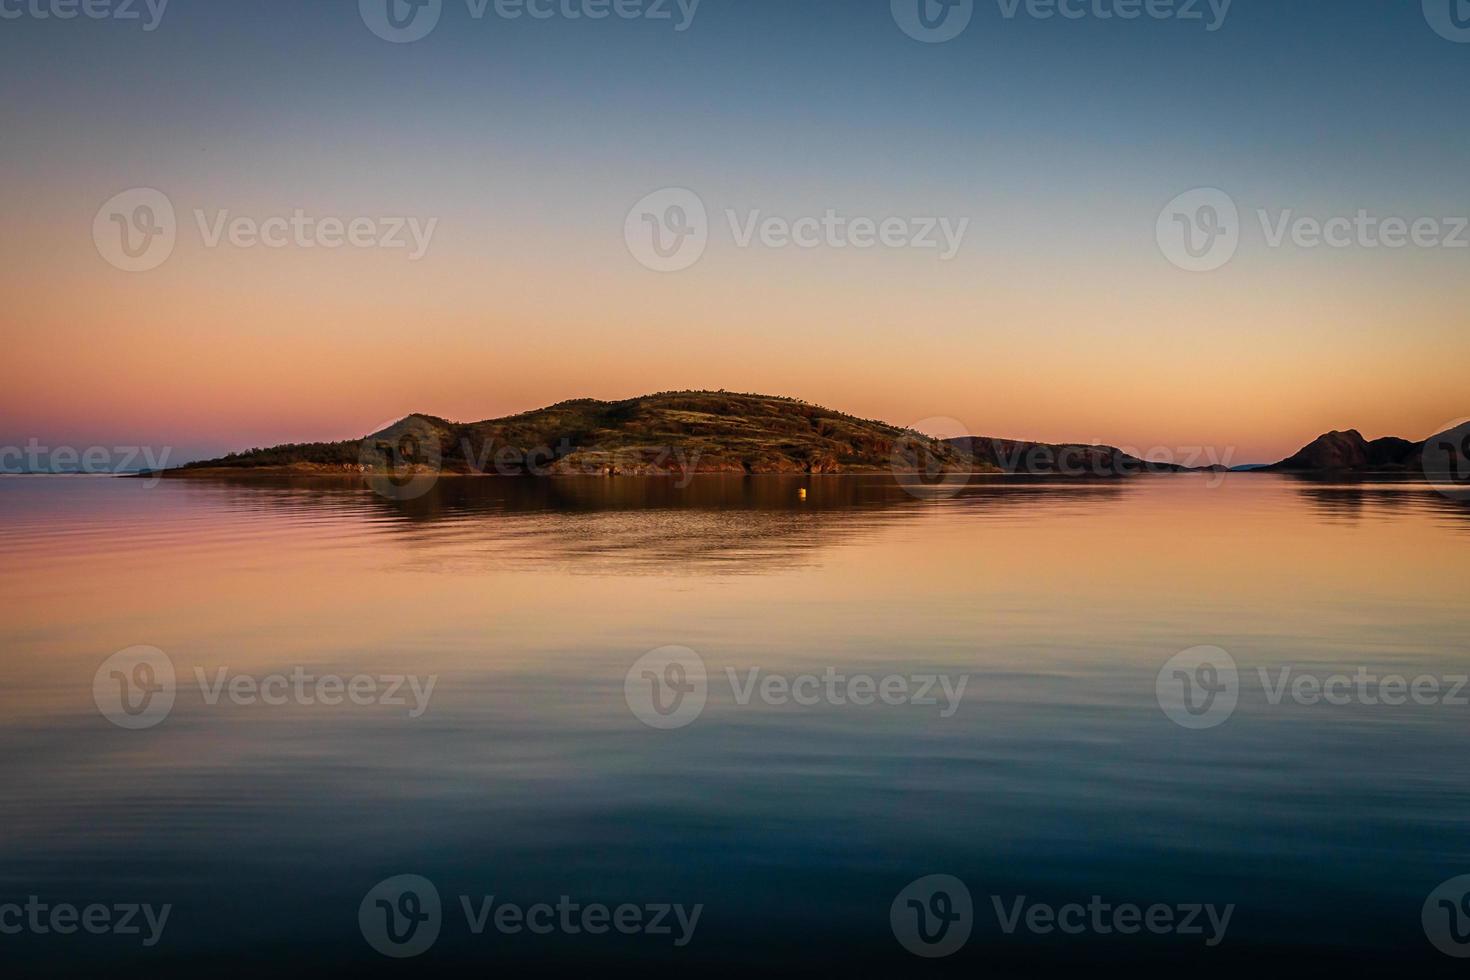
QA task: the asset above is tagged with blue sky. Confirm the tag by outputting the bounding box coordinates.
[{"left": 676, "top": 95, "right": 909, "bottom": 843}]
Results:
[{"left": 2, "top": 0, "right": 1466, "bottom": 461}]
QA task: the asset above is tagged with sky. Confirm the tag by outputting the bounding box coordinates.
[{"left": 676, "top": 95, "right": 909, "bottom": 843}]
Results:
[{"left": 1, "top": 0, "right": 1466, "bottom": 465}]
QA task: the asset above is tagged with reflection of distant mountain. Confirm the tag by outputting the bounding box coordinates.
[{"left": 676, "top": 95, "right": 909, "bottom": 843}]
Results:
[
  {"left": 166, "top": 474, "right": 1133, "bottom": 575},
  {"left": 1281, "top": 472, "right": 1470, "bottom": 525}
]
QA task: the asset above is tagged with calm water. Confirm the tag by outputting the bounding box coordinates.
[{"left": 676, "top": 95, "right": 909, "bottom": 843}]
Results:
[{"left": 2, "top": 474, "right": 1468, "bottom": 976}]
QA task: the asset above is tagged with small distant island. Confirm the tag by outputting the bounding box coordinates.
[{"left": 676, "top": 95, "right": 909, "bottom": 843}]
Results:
[{"left": 147, "top": 390, "right": 1459, "bottom": 480}]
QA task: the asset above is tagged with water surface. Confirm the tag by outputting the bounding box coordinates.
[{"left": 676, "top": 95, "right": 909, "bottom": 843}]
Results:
[{"left": 2, "top": 474, "right": 1467, "bottom": 975}]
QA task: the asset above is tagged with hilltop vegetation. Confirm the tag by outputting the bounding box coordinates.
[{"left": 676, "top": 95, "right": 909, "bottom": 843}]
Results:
[{"left": 174, "top": 391, "right": 987, "bottom": 478}]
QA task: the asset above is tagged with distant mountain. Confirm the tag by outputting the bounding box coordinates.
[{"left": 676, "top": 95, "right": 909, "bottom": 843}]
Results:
[
  {"left": 1262, "top": 429, "right": 1424, "bottom": 473},
  {"left": 155, "top": 403, "right": 1467, "bottom": 483},
  {"left": 167, "top": 391, "right": 992, "bottom": 478}
]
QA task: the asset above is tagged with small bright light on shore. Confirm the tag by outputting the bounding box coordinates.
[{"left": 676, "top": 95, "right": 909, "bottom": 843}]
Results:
[{"left": 798, "top": 488, "right": 807, "bottom": 500}]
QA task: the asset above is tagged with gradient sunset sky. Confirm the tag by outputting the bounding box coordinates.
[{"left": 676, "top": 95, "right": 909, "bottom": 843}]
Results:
[{"left": 2, "top": 0, "right": 1465, "bottom": 464}]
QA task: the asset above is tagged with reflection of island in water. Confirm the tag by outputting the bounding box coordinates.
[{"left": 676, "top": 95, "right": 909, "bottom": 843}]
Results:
[
  {"left": 164, "top": 473, "right": 1136, "bottom": 575},
  {"left": 4, "top": 470, "right": 1470, "bottom": 976}
]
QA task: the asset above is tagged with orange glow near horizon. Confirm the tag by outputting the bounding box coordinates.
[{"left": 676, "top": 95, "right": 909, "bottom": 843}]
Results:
[
  {"left": 3, "top": 185, "right": 1465, "bottom": 465},
  {"left": 2, "top": 2, "right": 1466, "bottom": 469}
]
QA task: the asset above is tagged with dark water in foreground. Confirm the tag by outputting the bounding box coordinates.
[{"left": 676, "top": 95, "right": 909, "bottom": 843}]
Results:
[{"left": 2, "top": 473, "right": 1468, "bottom": 976}]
